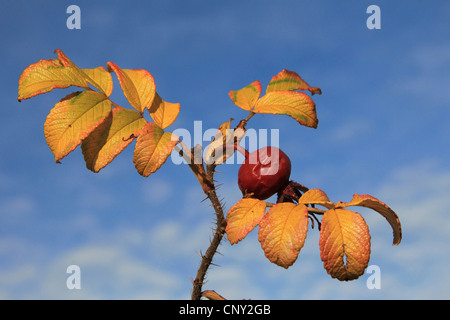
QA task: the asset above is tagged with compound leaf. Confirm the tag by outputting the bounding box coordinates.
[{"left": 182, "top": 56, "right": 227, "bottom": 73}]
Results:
[
  {"left": 226, "top": 198, "right": 267, "bottom": 245},
  {"left": 133, "top": 122, "right": 179, "bottom": 177},
  {"left": 337, "top": 194, "right": 402, "bottom": 245},
  {"left": 82, "top": 107, "right": 147, "bottom": 173},
  {"left": 254, "top": 91, "right": 318, "bottom": 128},
  {"left": 266, "top": 69, "right": 322, "bottom": 95},
  {"left": 107, "top": 61, "right": 156, "bottom": 114},
  {"left": 258, "top": 203, "right": 309, "bottom": 269},
  {"left": 18, "top": 59, "right": 89, "bottom": 101},
  {"left": 228, "top": 80, "right": 262, "bottom": 111},
  {"left": 147, "top": 92, "right": 180, "bottom": 129},
  {"left": 44, "top": 90, "right": 111, "bottom": 163},
  {"left": 319, "top": 208, "right": 371, "bottom": 281}
]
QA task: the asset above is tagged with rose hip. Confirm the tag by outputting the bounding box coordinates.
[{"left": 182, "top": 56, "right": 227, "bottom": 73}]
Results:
[{"left": 238, "top": 146, "right": 291, "bottom": 200}]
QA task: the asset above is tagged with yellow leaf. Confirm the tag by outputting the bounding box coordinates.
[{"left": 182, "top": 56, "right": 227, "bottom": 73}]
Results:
[
  {"left": 298, "top": 188, "right": 335, "bottom": 209},
  {"left": 18, "top": 59, "right": 89, "bottom": 101},
  {"left": 107, "top": 61, "right": 156, "bottom": 114},
  {"left": 228, "top": 80, "right": 262, "bottom": 111},
  {"left": 266, "top": 69, "right": 322, "bottom": 95},
  {"left": 54, "top": 49, "right": 108, "bottom": 95},
  {"left": 258, "top": 203, "right": 309, "bottom": 268},
  {"left": 254, "top": 91, "right": 318, "bottom": 128},
  {"left": 337, "top": 194, "right": 402, "bottom": 245},
  {"left": 319, "top": 208, "right": 371, "bottom": 281},
  {"left": 225, "top": 198, "right": 267, "bottom": 245},
  {"left": 81, "top": 67, "right": 113, "bottom": 97},
  {"left": 44, "top": 90, "right": 111, "bottom": 163},
  {"left": 81, "top": 107, "right": 147, "bottom": 173},
  {"left": 133, "top": 122, "right": 179, "bottom": 177},
  {"left": 147, "top": 92, "right": 180, "bottom": 129}
]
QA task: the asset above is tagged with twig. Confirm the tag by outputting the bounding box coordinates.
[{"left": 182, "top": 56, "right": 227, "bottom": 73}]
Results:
[
  {"left": 191, "top": 184, "right": 227, "bottom": 300},
  {"left": 189, "top": 112, "right": 253, "bottom": 300}
]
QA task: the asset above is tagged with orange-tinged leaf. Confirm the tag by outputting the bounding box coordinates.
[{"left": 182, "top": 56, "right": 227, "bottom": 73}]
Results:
[
  {"left": 18, "top": 59, "right": 89, "bottom": 101},
  {"left": 107, "top": 61, "right": 156, "bottom": 114},
  {"left": 133, "top": 122, "right": 179, "bottom": 177},
  {"left": 337, "top": 194, "right": 402, "bottom": 245},
  {"left": 266, "top": 69, "right": 322, "bottom": 95},
  {"left": 54, "top": 49, "right": 78, "bottom": 68},
  {"left": 319, "top": 208, "right": 371, "bottom": 281},
  {"left": 81, "top": 67, "right": 113, "bottom": 97},
  {"left": 226, "top": 198, "right": 267, "bottom": 245},
  {"left": 228, "top": 80, "right": 262, "bottom": 111},
  {"left": 55, "top": 49, "right": 112, "bottom": 96},
  {"left": 258, "top": 203, "right": 309, "bottom": 268},
  {"left": 44, "top": 90, "right": 111, "bottom": 163},
  {"left": 147, "top": 92, "right": 180, "bottom": 129},
  {"left": 298, "top": 188, "right": 334, "bottom": 209},
  {"left": 254, "top": 91, "right": 318, "bottom": 128},
  {"left": 81, "top": 107, "right": 147, "bottom": 173}
]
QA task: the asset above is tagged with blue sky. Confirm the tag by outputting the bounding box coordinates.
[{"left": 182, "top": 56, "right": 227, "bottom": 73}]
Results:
[{"left": 1, "top": 0, "right": 449, "bottom": 299}]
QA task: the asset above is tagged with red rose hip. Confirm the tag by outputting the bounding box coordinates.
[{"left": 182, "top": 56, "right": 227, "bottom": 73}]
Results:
[{"left": 238, "top": 146, "right": 291, "bottom": 200}]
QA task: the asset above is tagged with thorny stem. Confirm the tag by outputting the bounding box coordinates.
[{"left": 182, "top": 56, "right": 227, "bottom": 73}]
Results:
[
  {"left": 190, "top": 185, "right": 226, "bottom": 300},
  {"left": 188, "top": 111, "right": 253, "bottom": 300}
]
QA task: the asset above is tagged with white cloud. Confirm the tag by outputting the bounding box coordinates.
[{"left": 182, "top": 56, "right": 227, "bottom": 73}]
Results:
[{"left": 41, "top": 244, "right": 182, "bottom": 299}]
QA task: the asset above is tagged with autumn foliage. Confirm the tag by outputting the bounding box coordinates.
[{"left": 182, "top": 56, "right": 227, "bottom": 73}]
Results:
[
  {"left": 18, "top": 50, "right": 179, "bottom": 175},
  {"left": 18, "top": 50, "right": 402, "bottom": 298}
]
